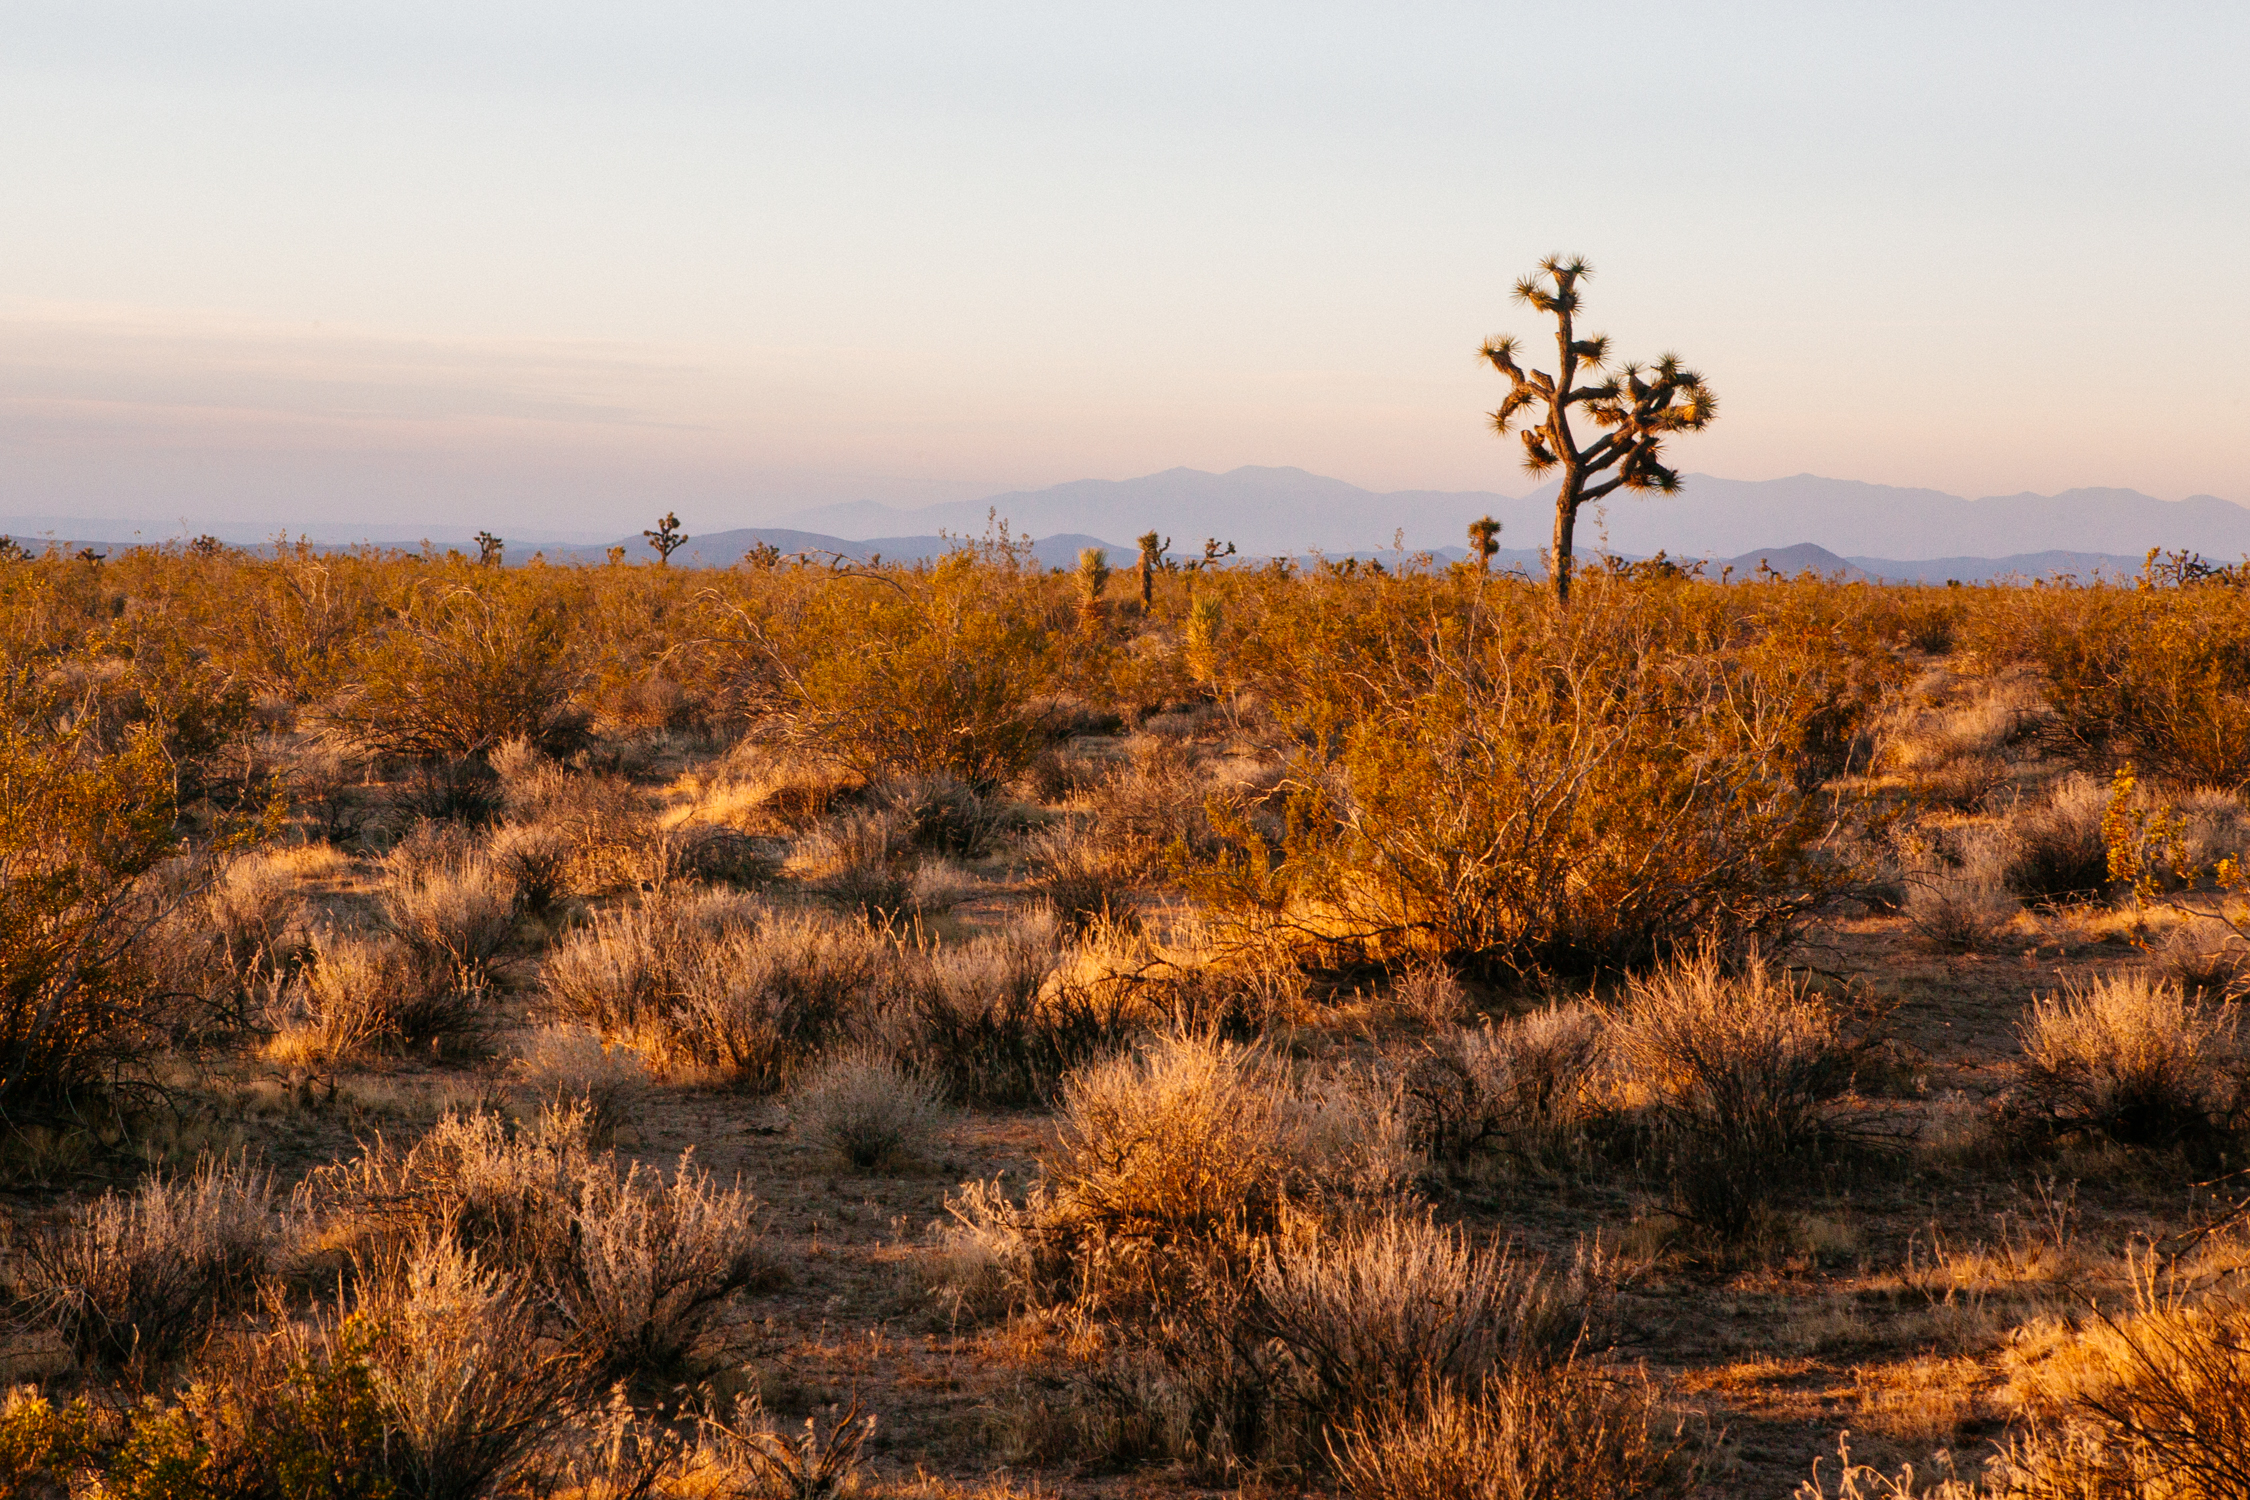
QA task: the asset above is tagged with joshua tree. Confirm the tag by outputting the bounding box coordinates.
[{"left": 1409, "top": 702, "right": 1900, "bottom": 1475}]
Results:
[
  {"left": 475, "top": 530, "right": 505, "bottom": 567},
  {"left": 644, "top": 512, "right": 689, "bottom": 566},
  {"left": 1136, "top": 531, "right": 1170, "bottom": 608},
  {"left": 1467, "top": 515, "right": 1501, "bottom": 574},
  {"left": 1480, "top": 257, "right": 1717, "bottom": 606}
]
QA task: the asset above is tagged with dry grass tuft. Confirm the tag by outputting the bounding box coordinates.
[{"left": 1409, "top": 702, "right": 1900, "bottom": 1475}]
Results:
[
  {"left": 378, "top": 824, "right": 516, "bottom": 978},
  {"left": 509, "top": 1025, "right": 654, "bottom": 1144},
  {"left": 102, "top": 1234, "right": 576, "bottom": 1499},
  {"left": 271, "top": 928, "right": 491, "bottom": 1064},
  {"left": 2010, "top": 974, "right": 2246, "bottom": 1150},
  {"left": 1249, "top": 1208, "right": 1586, "bottom": 1436},
  {"left": 1611, "top": 949, "right": 1866, "bottom": 1234},
  {"left": 541, "top": 889, "right": 888, "bottom": 1090},
  {"left": 789, "top": 1047, "right": 948, "bottom": 1170},
  {"left": 896, "top": 910, "right": 1136, "bottom": 1106},
  {"left": 2005, "top": 773, "right": 2112, "bottom": 905},
  {"left": 1392, "top": 963, "right": 1468, "bottom": 1028},
  {"left": 1907, "top": 835, "right": 2022, "bottom": 952},
  {"left": 311, "top": 1108, "right": 764, "bottom": 1378},
  {"left": 16, "top": 1156, "right": 284, "bottom": 1374},
  {"left": 2144, "top": 922, "right": 2250, "bottom": 1003},
  {"left": 1333, "top": 1360, "right": 1702, "bottom": 1500}
]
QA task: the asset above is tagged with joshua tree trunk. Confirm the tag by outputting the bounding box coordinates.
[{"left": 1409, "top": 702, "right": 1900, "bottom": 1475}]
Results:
[{"left": 1550, "top": 473, "right": 1584, "bottom": 607}]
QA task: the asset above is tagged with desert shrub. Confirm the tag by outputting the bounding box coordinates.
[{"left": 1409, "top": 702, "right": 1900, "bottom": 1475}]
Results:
[
  {"left": 1284, "top": 1066, "right": 1421, "bottom": 1202},
  {"left": 377, "top": 832, "right": 515, "bottom": 988},
  {"left": 0, "top": 712, "right": 215, "bottom": 1124},
  {"left": 1333, "top": 1360, "right": 1701, "bottom": 1500},
  {"left": 487, "top": 821, "right": 571, "bottom": 916},
  {"left": 981, "top": 1034, "right": 1408, "bottom": 1318},
  {"left": 2010, "top": 974, "right": 2246, "bottom": 1150},
  {"left": 282, "top": 931, "right": 489, "bottom": 1061},
  {"left": 106, "top": 1236, "right": 572, "bottom": 1500},
  {"left": 487, "top": 744, "right": 665, "bottom": 897},
  {"left": 1043, "top": 1037, "right": 1297, "bottom": 1277},
  {"left": 896, "top": 913, "right": 1135, "bottom": 1105},
  {"left": 2007, "top": 773, "right": 2113, "bottom": 904},
  {"left": 665, "top": 824, "right": 776, "bottom": 889},
  {"left": 1391, "top": 962, "right": 1468, "bottom": 1028},
  {"left": 1907, "top": 834, "right": 2022, "bottom": 952},
  {"left": 1406, "top": 1005, "right": 1605, "bottom": 1166},
  {"left": 1977, "top": 1258, "right": 2250, "bottom": 1500},
  {"left": 2020, "top": 582, "right": 2250, "bottom": 790},
  {"left": 561, "top": 1154, "right": 767, "bottom": 1379},
  {"left": 312, "top": 1109, "right": 763, "bottom": 1379},
  {"left": 542, "top": 891, "right": 889, "bottom": 1090},
  {"left": 1192, "top": 581, "right": 1869, "bottom": 977},
  {"left": 205, "top": 850, "right": 312, "bottom": 983},
  {"left": 319, "top": 581, "right": 587, "bottom": 760},
  {"left": 787, "top": 806, "right": 974, "bottom": 922},
  {"left": 1609, "top": 949, "right": 1868, "bottom": 1234},
  {"left": 508, "top": 1026, "right": 652, "bottom": 1145},
  {"left": 0, "top": 1386, "right": 96, "bottom": 1495},
  {"left": 16, "top": 1156, "right": 284, "bottom": 1374},
  {"left": 1022, "top": 821, "right": 1132, "bottom": 934},
  {"left": 786, "top": 809, "right": 921, "bottom": 920},
  {"left": 789, "top": 1048, "right": 947, "bottom": 1170},
  {"left": 709, "top": 549, "right": 1057, "bottom": 789},
  {"left": 397, "top": 754, "right": 506, "bottom": 825},
  {"left": 875, "top": 772, "right": 1011, "bottom": 857},
  {"left": 2145, "top": 924, "right": 2249, "bottom": 1003},
  {"left": 1085, "top": 737, "right": 1228, "bottom": 876},
  {"left": 1247, "top": 1209, "right": 1585, "bottom": 1439},
  {"left": 1915, "top": 753, "right": 2011, "bottom": 812}
]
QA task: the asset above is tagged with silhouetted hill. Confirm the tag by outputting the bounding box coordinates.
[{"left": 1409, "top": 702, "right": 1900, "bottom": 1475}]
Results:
[{"left": 776, "top": 466, "right": 2250, "bottom": 561}]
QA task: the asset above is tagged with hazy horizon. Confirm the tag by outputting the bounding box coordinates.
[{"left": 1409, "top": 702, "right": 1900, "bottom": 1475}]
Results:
[{"left": 6, "top": 3, "right": 2247, "bottom": 535}]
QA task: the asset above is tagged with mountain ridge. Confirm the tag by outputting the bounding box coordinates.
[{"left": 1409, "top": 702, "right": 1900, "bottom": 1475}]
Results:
[{"left": 777, "top": 466, "right": 2250, "bottom": 561}]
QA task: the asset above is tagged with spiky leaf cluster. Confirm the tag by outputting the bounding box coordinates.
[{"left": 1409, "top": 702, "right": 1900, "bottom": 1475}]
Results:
[{"left": 1479, "top": 257, "right": 1717, "bottom": 504}]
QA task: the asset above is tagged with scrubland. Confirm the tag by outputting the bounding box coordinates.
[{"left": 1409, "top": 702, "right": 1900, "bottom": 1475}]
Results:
[{"left": 4, "top": 533, "right": 2250, "bottom": 1498}]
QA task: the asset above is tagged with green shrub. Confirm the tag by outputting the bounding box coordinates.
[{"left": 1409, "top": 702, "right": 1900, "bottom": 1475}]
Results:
[
  {"left": 1192, "top": 580, "right": 1869, "bottom": 978},
  {"left": 701, "top": 550, "right": 1057, "bottom": 790},
  {"left": 2019, "top": 583, "right": 2250, "bottom": 790},
  {"left": 0, "top": 710, "right": 198, "bottom": 1124},
  {"left": 320, "top": 581, "right": 586, "bottom": 760}
]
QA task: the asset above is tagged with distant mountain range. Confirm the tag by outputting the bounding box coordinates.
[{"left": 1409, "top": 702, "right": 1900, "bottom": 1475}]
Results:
[
  {"left": 12, "top": 465, "right": 2243, "bottom": 582},
  {"left": 772, "top": 466, "right": 2250, "bottom": 563}
]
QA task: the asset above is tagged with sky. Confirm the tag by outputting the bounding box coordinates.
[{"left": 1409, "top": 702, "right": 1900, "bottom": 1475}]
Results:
[{"left": 4, "top": 2, "right": 2247, "bottom": 536}]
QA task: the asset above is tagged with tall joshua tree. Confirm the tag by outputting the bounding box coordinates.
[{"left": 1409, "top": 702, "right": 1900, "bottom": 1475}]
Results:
[{"left": 1480, "top": 257, "right": 1717, "bottom": 606}]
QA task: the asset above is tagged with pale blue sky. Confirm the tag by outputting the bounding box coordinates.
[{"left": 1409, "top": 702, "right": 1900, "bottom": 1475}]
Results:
[{"left": 4, "top": 2, "right": 2245, "bottom": 532}]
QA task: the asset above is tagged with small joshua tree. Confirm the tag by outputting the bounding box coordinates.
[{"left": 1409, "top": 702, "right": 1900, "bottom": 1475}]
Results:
[
  {"left": 643, "top": 512, "right": 689, "bottom": 566},
  {"left": 1136, "top": 531, "right": 1170, "bottom": 608},
  {"left": 1075, "top": 548, "right": 1111, "bottom": 632},
  {"left": 1468, "top": 515, "right": 1501, "bottom": 574},
  {"left": 475, "top": 531, "right": 504, "bottom": 567},
  {"left": 1481, "top": 257, "right": 1717, "bottom": 606}
]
